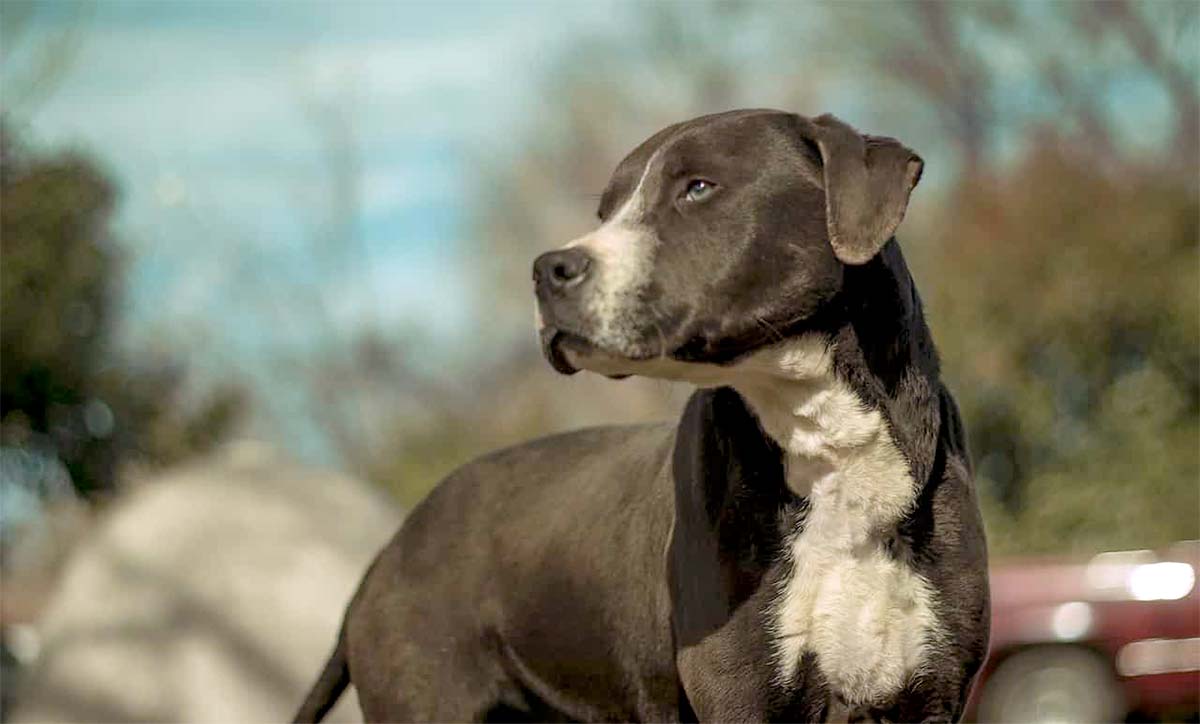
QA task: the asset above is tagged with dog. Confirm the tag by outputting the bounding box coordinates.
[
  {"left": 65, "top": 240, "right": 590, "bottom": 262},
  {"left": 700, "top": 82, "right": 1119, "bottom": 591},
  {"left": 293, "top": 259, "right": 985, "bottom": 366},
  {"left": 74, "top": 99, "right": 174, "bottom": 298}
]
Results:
[{"left": 295, "top": 109, "right": 990, "bottom": 723}]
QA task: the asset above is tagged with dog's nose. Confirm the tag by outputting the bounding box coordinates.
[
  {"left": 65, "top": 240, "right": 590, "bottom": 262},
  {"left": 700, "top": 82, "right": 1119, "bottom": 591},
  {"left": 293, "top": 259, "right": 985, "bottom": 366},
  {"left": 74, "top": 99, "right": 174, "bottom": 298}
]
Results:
[{"left": 533, "top": 249, "right": 591, "bottom": 292}]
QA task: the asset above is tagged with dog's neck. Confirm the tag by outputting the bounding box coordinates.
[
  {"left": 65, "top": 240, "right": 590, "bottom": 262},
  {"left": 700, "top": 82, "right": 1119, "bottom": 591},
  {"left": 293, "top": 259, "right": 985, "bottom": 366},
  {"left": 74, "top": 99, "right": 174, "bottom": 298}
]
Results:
[
  {"left": 728, "top": 339, "right": 885, "bottom": 500},
  {"left": 723, "top": 240, "right": 941, "bottom": 496},
  {"left": 832, "top": 238, "right": 939, "bottom": 395}
]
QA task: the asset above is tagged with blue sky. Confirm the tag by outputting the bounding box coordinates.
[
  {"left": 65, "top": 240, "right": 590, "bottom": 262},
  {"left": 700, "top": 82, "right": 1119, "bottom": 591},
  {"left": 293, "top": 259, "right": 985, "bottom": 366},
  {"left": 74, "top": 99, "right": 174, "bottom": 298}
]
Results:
[{"left": 7, "top": 1, "right": 630, "bottom": 363}]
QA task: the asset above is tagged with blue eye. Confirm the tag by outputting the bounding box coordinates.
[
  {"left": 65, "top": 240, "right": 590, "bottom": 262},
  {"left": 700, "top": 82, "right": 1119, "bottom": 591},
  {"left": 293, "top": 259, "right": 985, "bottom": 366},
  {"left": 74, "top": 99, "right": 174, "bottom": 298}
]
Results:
[{"left": 683, "top": 179, "right": 716, "bottom": 202}]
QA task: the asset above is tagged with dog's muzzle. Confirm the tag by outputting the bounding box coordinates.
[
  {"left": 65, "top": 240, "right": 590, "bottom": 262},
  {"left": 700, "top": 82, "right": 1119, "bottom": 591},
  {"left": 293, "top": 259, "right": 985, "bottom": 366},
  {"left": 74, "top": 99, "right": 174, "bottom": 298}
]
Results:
[{"left": 534, "top": 248, "right": 595, "bottom": 375}]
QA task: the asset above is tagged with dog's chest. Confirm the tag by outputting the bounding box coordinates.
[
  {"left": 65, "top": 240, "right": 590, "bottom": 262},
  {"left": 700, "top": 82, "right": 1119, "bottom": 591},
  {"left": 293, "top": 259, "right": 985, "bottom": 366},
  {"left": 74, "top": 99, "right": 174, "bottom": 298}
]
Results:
[{"left": 733, "top": 339, "right": 938, "bottom": 707}]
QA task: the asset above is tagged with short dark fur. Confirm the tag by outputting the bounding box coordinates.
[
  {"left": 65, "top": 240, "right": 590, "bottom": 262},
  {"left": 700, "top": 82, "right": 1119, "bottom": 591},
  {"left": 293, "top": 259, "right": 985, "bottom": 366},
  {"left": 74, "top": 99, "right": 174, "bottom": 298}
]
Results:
[{"left": 295, "top": 110, "right": 989, "bottom": 723}]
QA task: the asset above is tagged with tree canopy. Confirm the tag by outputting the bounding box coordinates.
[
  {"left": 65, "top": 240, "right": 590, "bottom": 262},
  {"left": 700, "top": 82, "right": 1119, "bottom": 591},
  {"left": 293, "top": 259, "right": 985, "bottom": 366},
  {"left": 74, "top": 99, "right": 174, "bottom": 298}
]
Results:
[{"left": 1, "top": 126, "right": 244, "bottom": 498}]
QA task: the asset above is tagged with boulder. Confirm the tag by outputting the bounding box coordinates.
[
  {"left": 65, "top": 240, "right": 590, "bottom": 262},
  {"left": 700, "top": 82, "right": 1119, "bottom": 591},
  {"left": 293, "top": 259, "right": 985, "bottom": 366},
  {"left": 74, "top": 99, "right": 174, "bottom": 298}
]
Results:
[{"left": 10, "top": 442, "right": 399, "bottom": 723}]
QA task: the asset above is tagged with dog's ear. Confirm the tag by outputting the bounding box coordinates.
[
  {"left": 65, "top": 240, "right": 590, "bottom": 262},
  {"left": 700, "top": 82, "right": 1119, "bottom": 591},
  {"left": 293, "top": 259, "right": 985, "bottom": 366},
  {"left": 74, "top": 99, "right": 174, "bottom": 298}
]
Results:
[{"left": 797, "top": 113, "right": 924, "bottom": 265}]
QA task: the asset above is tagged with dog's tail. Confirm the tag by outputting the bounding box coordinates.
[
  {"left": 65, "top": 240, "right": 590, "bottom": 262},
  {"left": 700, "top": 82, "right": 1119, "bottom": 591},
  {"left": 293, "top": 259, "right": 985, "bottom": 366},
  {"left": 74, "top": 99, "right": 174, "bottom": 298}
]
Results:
[{"left": 293, "top": 626, "right": 350, "bottom": 724}]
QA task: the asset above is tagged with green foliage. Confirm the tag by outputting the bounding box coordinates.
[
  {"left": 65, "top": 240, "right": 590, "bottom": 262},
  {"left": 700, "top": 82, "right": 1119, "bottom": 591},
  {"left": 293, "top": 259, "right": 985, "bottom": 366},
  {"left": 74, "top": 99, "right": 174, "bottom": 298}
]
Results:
[
  {"left": 923, "top": 145, "right": 1199, "bottom": 554},
  {"left": 1, "top": 125, "right": 245, "bottom": 496}
]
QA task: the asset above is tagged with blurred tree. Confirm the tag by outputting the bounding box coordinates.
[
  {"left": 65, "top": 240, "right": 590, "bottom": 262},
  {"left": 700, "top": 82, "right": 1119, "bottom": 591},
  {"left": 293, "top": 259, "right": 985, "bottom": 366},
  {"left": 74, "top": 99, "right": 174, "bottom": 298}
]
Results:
[
  {"left": 0, "top": 125, "right": 245, "bottom": 497},
  {"left": 927, "top": 140, "right": 1198, "bottom": 553},
  {"left": 832, "top": 0, "right": 1198, "bottom": 177}
]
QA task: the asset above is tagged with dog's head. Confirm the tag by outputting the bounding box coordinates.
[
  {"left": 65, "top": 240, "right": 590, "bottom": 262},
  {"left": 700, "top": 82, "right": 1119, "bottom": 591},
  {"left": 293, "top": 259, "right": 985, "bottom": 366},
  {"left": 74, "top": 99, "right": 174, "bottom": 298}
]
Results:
[{"left": 534, "top": 109, "right": 923, "bottom": 380}]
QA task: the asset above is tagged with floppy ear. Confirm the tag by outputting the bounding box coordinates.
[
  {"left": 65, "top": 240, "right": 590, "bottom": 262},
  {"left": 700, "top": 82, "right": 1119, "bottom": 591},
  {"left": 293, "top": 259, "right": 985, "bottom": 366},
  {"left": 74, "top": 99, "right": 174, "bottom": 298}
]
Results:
[{"left": 798, "top": 113, "right": 924, "bottom": 265}]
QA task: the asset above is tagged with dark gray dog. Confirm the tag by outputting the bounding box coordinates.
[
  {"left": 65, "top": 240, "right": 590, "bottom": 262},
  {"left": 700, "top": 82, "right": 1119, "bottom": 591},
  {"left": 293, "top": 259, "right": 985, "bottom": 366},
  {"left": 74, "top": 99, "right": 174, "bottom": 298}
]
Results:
[{"left": 295, "top": 109, "right": 989, "bottom": 723}]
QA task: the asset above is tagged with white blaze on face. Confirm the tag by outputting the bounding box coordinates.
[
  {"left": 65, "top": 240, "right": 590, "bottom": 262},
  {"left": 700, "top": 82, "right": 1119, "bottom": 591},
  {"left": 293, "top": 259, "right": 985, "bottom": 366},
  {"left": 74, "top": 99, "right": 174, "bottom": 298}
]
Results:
[{"left": 562, "top": 147, "right": 665, "bottom": 355}]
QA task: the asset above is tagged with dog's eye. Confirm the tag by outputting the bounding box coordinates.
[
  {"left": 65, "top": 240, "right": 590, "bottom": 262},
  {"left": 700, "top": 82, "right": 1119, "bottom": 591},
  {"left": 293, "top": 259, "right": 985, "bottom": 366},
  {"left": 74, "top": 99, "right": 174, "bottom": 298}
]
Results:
[{"left": 683, "top": 179, "right": 716, "bottom": 203}]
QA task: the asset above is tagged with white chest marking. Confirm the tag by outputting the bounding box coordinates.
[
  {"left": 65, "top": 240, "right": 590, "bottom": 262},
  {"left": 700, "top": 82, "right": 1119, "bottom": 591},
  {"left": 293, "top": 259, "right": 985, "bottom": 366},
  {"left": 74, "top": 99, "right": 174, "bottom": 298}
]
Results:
[
  {"left": 731, "top": 335, "right": 939, "bottom": 706},
  {"left": 559, "top": 335, "right": 940, "bottom": 706}
]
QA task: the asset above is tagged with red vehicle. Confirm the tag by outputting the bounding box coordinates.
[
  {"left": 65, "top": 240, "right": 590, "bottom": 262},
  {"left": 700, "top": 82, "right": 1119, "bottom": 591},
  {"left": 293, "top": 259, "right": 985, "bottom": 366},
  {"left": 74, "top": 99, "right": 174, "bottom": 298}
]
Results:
[{"left": 967, "top": 541, "right": 1200, "bottom": 722}]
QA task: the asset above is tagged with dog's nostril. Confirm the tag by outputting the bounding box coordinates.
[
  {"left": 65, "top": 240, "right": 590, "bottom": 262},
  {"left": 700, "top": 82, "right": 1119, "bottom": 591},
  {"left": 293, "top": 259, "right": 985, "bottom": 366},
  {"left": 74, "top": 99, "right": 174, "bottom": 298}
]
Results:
[
  {"left": 534, "top": 249, "right": 591, "bottom": 290},
  {"left": 553, "top": 253, "right": 589, "bottom": 285}
]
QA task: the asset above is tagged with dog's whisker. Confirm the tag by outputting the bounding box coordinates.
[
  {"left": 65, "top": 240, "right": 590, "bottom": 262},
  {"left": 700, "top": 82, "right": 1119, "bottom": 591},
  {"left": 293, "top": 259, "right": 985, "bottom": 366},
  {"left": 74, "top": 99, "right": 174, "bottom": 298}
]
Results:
[
  {"left": 647, "top": 302, "right": 670, "bottom": 360},
  {"left": 755, "top": 315, "right": 785, "bottom": 343}
]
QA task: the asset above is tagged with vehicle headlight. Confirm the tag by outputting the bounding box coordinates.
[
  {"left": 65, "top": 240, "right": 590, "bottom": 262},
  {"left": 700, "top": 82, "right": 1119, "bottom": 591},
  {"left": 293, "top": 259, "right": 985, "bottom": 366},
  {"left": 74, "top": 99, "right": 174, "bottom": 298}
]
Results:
[{"left": 1127, "top": 561, "right": 1195, "bottom": 601}]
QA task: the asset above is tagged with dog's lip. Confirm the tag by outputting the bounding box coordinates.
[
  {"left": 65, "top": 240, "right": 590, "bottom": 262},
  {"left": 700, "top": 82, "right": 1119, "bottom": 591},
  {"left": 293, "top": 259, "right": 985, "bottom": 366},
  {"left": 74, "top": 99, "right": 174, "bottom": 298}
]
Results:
[
  {"left": 540, "top": 327, "right": 581, "bottom": 375},
  {"left": 539, "top": 327, "right": 638, "bottom": 379}
]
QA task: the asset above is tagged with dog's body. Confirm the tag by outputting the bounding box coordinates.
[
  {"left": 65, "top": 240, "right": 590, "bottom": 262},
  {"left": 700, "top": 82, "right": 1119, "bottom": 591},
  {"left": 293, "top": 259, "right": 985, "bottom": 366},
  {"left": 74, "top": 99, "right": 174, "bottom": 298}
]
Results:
[{"left": 296, "top": 110, "right": 989, "bottom": 722}]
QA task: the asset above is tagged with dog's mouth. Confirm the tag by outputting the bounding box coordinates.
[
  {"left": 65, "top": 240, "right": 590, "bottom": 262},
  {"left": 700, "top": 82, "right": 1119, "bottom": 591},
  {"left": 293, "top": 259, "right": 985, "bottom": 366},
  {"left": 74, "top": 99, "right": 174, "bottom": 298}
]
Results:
[
  {"left": 539, "top": 327, "right": 636, "bottom": 379},
  {"left": 539, "top": 327, "right": 581, "bottom": 375}
]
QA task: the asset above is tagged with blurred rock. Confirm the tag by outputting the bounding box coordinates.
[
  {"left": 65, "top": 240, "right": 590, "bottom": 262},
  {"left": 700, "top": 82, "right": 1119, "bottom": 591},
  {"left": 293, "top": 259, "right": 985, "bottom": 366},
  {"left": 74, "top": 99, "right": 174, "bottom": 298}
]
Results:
[{"left": 8, "top": 441, "right": 399, "bottom": 723}]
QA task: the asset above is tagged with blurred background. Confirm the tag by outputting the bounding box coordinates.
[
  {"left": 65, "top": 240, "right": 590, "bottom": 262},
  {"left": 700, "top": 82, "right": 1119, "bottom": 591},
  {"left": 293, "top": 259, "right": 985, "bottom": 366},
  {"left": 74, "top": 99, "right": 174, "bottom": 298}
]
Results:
[{"left": 1, "top": 1, "right": 1196, "bottom": 721}]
